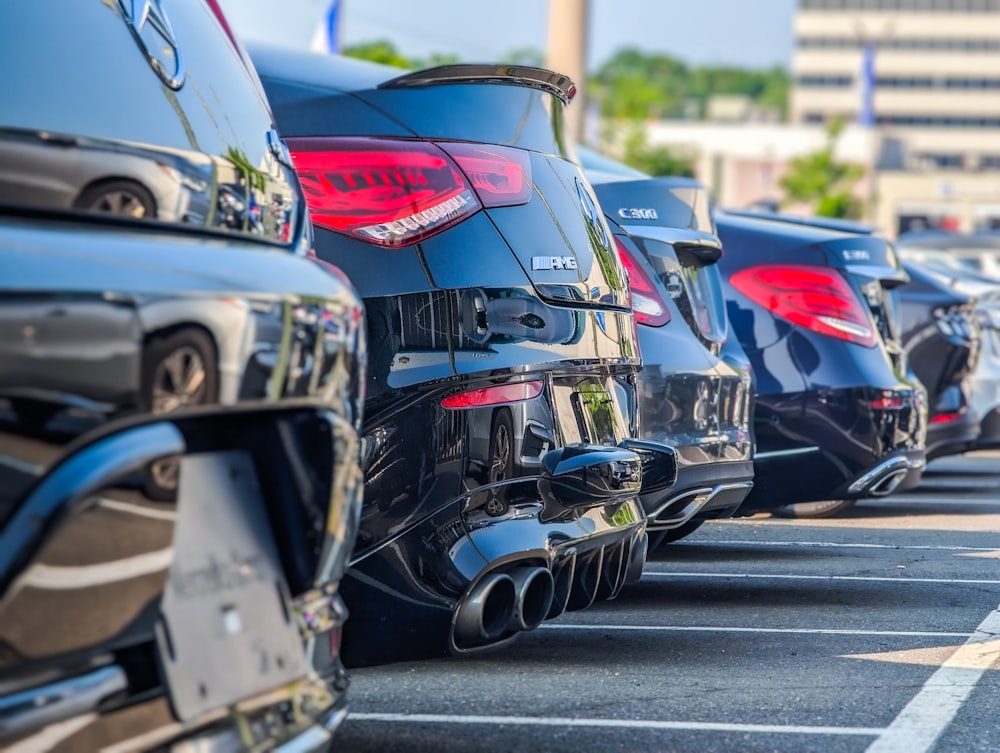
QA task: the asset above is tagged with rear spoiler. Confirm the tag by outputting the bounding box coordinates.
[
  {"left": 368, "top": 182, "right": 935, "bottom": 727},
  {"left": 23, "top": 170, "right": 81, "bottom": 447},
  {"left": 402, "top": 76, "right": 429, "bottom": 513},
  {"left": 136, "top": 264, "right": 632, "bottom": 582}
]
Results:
[{"left": 380, "top": 64, "right": 576, "bottom": 104}]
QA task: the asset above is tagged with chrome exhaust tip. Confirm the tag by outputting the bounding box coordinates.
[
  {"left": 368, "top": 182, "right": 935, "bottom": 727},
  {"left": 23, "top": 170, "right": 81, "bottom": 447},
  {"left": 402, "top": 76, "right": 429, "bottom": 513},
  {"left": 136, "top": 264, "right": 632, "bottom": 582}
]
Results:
[
  {"left": 869, "top": 468, "right": 908, "bottom": 497},
  {"left": 453, "top": 572, "right": 516, "bottom": 646},
  {"left": 507, "top": 566, "right": 555, "bottom": 632}
]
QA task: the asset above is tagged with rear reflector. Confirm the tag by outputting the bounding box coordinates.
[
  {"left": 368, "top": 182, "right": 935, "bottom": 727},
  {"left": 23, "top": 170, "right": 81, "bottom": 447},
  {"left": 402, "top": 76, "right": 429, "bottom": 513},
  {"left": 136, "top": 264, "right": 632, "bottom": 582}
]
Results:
[
  {"left": 930, "top": 409, "right": 966, "bottom": 425},
  {"left": 328, "top": 626, "right": 342, "bottom": 657},
  {"left": 441, "top": 380, "right": 544, "bottom": 409},
  {"left": 614, "top": 236, "right": 670, "bottom": 327},
  {"left": 870, "top": 392, "right": 906, "bottom": 410},
  {"left": 288, "top": 137, "right": 533, "bottom": 247},
  {"left": 729, "top": 264, "right": 877, "bottom": 347}
]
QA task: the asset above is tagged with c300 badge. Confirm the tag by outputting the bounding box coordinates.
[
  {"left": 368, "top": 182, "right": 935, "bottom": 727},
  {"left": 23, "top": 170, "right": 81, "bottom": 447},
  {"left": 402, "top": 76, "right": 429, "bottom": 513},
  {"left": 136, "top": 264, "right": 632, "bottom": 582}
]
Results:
[{"left": 119, "top": 0, "right": 185, "bottom": 90}]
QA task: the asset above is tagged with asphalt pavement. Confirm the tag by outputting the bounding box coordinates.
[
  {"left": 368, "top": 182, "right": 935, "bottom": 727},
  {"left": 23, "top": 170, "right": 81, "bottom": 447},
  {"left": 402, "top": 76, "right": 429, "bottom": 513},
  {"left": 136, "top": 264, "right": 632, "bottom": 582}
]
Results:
[{"left": 332, "top": 450, "right": 1000, "bottom": 753}]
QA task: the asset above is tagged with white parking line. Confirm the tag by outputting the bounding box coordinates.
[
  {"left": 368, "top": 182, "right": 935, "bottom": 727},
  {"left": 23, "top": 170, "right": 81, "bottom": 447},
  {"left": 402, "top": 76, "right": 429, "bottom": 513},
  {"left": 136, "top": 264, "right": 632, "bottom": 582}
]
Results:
[
  {"left": 17, "top": 548, "right": 173, "bottom": 589},
  {"left": 348, "top": 712, "right": 884, "bottom": 737},
  {"left": 642, "top": 572, "right": 1000, "bottom": 585},
  {"left": 540, "top": 624, "right": 971, "bottom": 638},
  {"left": 865, "top": 606, "right": 1000, "bottom": 753},
  {"left": 698, "top": 539, "right": 1000, "bottom": 552},
  {"left": 98, "top": 497, "right": 177, "bottom": 522},
  {"left": 0, "top": 453, "right": 42, "bottom": 475}
]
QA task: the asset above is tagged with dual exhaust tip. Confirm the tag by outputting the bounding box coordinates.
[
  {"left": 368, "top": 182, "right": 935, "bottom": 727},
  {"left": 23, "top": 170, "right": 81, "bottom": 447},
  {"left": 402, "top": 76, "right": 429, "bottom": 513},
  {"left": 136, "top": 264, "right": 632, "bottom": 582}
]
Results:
[
  {"left": 451, "top": 536, "right": 649, "bottom": 651},
  {"left": 453, "top": 566, "right": 555, "bottom": 649}
]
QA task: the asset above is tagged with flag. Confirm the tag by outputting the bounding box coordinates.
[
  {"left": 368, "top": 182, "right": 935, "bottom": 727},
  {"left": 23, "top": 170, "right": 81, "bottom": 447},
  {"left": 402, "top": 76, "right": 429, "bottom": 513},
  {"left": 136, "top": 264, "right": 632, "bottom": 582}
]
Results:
[
  {"left": 309, "top": 0, "right": 341, "bottom": 55},
  {"left": 859, "top": 42, "right": 876, "bottom": 128}
]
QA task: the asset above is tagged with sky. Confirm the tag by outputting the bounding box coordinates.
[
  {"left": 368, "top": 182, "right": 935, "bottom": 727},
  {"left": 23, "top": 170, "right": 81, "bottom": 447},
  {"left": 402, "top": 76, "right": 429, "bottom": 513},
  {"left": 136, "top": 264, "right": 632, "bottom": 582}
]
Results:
[{"left": 217, "top": 0, "right": 797, "bottom": 71}]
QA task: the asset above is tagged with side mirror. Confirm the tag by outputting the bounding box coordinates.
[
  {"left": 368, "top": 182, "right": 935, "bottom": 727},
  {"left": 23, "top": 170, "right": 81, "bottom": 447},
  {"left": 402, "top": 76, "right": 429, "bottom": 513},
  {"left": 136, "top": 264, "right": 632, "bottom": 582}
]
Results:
[
  {"left": 538, "top": 444, "right": 641, "bottom": 511},
  {"left": 618, "top": 439, "right": 677, "bottom": 496}
]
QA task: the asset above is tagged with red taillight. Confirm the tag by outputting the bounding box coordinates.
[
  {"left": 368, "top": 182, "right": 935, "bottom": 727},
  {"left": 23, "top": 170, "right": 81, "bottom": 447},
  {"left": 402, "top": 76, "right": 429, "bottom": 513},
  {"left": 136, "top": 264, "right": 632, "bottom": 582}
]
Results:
[
  {"left": 288, "top": 138, "right": 533, "bottom": 248},
  {"left": 441, "top": 380, "right": 544, "bottom": 410},
  {"left": 729, "top": 264, "right": 877, "bottom": 347},
  {"left": 614, "top": 237, "right": 670, "bottom": 327},
  {"left": 289, "top": 137, "right": 481, "bottom": 247},
  {"left": 439, "top": 142, "right": 532, "bottom": 208}
]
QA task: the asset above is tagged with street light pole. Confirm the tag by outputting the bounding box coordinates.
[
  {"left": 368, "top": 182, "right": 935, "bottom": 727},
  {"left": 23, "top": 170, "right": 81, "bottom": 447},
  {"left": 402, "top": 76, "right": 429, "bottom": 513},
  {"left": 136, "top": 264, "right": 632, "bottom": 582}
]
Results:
[{"left": 545, "top": 0, "right": 589, "bottom": 145}]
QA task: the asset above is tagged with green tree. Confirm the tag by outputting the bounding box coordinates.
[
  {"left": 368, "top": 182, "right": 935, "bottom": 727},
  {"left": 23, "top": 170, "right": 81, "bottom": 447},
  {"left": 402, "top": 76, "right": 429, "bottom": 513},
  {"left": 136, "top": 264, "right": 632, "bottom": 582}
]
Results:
[
  {"left": 342, "top": 40, "right": 412, "bottom": 69},
  {"left": 780, "top": 119, "right": 864, "bottom": 219},
  {"left": 589, "top": 48, "right": 789, "bottom": 122},
  {"left": 620, "top": 127, "right": 694, "bottom": 178}
]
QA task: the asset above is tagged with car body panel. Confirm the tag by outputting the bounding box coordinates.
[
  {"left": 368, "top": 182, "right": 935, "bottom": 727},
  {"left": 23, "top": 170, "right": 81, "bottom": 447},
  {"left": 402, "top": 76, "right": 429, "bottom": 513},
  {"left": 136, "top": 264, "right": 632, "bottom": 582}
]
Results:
[
  {"left": 0, "top": 1, "right": 364, "bottom": 748},
  {"left": 254, "top": 47, "right": 650, "bottom": 667},
  {"left": 574, "top": 152, "right": 754, "bottom": 534},
  {"left": 715, "top": 212, "right": 926, "bottom": 511}
]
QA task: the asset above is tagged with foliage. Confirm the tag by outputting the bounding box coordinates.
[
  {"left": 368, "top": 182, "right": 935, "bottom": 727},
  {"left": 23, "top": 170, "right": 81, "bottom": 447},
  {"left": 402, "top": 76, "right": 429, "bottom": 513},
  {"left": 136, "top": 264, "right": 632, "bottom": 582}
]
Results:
[
  {"left": 620, "top": 127, "right": 694, "bottom": 177},
  {"left": 590, "top": 48, "right": 789, "bottom": 120},
  {"left": 779, "top": 119, "right": 865, "bottom": 219},
  {"left": 342, "top": 39, "right": 412, "bottom": 69}
]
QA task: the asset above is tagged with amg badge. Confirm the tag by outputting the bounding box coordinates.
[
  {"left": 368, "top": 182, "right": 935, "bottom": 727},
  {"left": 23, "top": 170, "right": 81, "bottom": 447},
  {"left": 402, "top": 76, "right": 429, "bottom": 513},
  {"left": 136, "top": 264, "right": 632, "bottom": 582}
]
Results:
[{"left": 532, "top": 256, "right": 579, "bottom": 271}]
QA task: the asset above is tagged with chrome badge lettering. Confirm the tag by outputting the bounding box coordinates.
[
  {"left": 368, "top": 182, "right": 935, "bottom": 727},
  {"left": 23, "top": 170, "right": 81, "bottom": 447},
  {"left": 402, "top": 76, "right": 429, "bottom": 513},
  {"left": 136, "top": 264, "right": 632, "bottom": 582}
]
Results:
[
  {"left": 532, "top": 256, "right": 579, "bottom": 271},
  {"left": 618, "top": 208, "right": 659, "bottom": 221},
  {"left": 119, "top": 0, "right": 185, "bottom": 90},
  {"left": 843, "top": 248, "right": 872, "bottom": 261}
]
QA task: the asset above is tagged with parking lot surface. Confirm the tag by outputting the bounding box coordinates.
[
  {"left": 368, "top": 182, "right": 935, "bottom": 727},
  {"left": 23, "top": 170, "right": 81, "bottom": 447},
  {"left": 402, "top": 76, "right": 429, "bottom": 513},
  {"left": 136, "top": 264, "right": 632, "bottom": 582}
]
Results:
[{"left": 334, "top": 451, "right": 1000, "bottom": 753}]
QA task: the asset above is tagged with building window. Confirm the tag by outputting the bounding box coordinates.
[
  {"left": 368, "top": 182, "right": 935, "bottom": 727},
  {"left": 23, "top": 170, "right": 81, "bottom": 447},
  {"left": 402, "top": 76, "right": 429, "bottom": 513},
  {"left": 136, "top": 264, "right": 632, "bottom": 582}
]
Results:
[{"left": 797, "top": 36, "right": 1000, "bottom": 51}]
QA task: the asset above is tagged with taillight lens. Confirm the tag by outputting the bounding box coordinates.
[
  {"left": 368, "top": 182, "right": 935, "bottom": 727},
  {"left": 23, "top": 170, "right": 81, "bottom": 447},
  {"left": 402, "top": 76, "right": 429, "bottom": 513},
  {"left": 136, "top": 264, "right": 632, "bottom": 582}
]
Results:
[
  {"left": 439, "top": 142, "right": 532, "bottom": 208},
  {"left": 441, "top": 380, "right": 544, "bottom": 410},
  {"left": 287, "top": 138, "right": 532, "bottom": 247},
  {"left": 614, "top": 237, "right": 670, "bottom": 327},
  {"left": 729, "top": 264, "right": 877, "bottom": 347}
]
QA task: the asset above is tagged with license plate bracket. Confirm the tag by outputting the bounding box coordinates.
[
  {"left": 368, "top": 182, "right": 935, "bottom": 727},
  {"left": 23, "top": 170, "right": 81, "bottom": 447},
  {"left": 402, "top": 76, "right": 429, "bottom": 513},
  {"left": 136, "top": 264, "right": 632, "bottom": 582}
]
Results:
[{"left": 156, "top": 450, "right": 307, "bottom": 722}]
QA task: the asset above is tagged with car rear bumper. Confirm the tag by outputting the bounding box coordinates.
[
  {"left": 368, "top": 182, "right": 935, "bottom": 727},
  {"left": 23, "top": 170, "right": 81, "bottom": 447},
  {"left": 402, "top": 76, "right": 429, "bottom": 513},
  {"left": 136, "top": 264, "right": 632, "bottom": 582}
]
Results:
[
  {"left": 641, "top": 459, "right": 754, "bottom": 530},
  {"left": 926, "top": 408, "right": 981, "bottom": 460}
]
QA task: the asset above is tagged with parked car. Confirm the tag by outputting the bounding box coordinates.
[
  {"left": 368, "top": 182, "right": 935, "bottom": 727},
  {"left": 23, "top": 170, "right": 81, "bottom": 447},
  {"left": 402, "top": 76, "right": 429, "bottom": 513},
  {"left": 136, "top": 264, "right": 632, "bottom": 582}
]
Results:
[
  {"left": 902, "top": 262, "right": 1000, "bottom": 450},
  {"left": 895, "top": 230, "right": 1000, "bottom": 280},
  {"left": 251, "top": 48, "right": 677, "bottom": 667},
  {"left": 0, "top": 1, "right": 365, "bottom": 750},
  {"left": 896, "top": 260, "right": 982, "bottom": 460},
  {"left": 713, "top": 211, "right": 927, "bottom": 517},
  {"left": 575, "top": 147, "right": 754, "bottom": 545}
]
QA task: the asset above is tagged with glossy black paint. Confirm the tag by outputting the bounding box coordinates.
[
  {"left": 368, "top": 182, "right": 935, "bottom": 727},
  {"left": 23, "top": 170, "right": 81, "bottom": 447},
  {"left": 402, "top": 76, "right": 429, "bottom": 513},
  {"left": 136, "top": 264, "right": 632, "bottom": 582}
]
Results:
[
  {"left": 897, "top": 260, "right": 982, "bottom": 459},
  {"left": 714, "top": 212, "right": 926, "bottom": 511},
  {"left": 0, "top": 2, "right": 364, "bottom": 749},
  {"left": 576, "top": 153, "right": 754, "bottom": 540},
  {"left": 254, "top": 46, "right": 651, "bottom": 667}
]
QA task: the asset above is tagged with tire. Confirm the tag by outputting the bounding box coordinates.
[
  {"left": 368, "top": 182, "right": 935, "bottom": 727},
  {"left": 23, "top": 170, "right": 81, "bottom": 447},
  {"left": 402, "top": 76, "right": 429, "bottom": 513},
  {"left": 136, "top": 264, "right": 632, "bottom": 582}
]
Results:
[
  {"left": 650, "top": 518, "right": 705, "bottom": 548},
  {"left": 484, "top": 408, "right": 515, "bottom": 517},
  {"left": 74, "top": 179, "right": 156, "bottom": 219},
  {"left": 141, "top": 328, "right": 218, "bottom": 501},
  {"left": 771, "top": 499, "right": 857, "bottom": 519},
  {"left": 141, "top": 328, "right": 218, "bottom": 415}
]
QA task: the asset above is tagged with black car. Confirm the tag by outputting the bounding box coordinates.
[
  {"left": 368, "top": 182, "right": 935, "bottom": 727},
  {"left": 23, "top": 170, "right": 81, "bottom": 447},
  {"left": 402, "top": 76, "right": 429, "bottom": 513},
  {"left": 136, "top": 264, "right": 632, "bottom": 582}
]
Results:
[
  {"left": 0, "top": 1, "right": 365, "bottom": 750},
  {"left": 576, "top": 148, "right": 754, "bottom": 544},
  {"left": 714, "top": 212, "right": 926, "bottom": 516},
  {"left": 251, "top": 47, "right": 677, "bottom": 668},
  {"left": 897, "top": 260, "right": 982, "bottom": 460}
]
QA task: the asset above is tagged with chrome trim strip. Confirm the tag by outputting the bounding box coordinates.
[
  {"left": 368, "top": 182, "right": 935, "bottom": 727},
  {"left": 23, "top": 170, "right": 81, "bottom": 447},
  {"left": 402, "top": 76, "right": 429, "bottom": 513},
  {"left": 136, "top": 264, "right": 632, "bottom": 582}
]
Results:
[
  {"left": 0, "top": 666, "right": 127, "bottom": 741},
  {"left": 754, "top": 447, "right": 821, "bottom": 460},
  {"left": 847, "top": 456, "right": 919, "bottom": 495}
]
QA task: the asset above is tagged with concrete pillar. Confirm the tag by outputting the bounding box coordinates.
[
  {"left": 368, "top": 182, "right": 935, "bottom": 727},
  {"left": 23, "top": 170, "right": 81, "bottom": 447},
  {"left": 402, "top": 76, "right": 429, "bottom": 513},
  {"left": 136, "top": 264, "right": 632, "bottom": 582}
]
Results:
[{"left": 545, "top": 0, "right": 589, "bottom": 146}]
